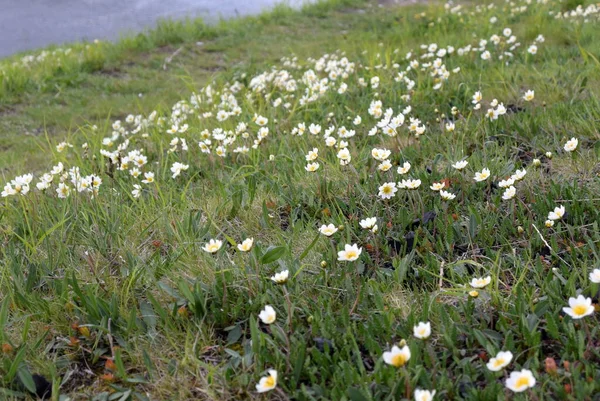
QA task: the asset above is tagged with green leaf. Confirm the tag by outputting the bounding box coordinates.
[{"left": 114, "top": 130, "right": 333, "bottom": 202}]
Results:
[
  {"left": 260, "top": 246, "right": 286, "bottom": 264},
  {"left": 17, "top": 366, "right": 36, "bottom": 394}
]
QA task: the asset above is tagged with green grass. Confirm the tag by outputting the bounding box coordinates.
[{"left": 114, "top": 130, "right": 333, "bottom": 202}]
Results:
[{"left": 1, "top": 0, "right": 600, "bottom": 400}]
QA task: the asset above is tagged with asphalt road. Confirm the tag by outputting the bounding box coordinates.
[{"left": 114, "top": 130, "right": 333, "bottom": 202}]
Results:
[{"left": 0, "top": 0, "right": 309, "bottom": 58}]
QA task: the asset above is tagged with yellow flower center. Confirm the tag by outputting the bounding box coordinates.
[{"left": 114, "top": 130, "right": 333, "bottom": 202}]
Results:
[
  {"left": 573, "top": 305, "right": 587, "bottom": 316},
  {"left": 383, "top": 187, "right": 392, "bottom": 194},
  {"left": 391, "top": 353, "right": 406, "bottom": 367},
  {"left": 515, "top": 376, "right": 530, "bottom": 389},
  {"left": 264, "top": 375, "right": 275, "bottom": 387},
  {"left": 493, "top": 358, "right": 505, "bottom": 367},
  {"left": 346, "top": 251, "right": 357, "bottom": 259}
]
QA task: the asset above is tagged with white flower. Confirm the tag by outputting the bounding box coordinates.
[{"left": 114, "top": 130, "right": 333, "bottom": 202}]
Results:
[
  {"left": 523, "top": 90, "right": 534, "bottom": 101},
  {"left": 255, "top": 115, "right": 268, "bottom": 126},
  {"left": 474, "top": 168, "right": 491, "bottom": 182},
  {"left": 378, "top": 160, "right": 393, "bottom": 172},
  {"left": 564, "top": 137, "right": 578, "bottom": 152},
  {"left": 202, "top": 239, "right": 223, "bottom": 254},
  {"left": 506, "top": 369, "right": 536, "bottom": 392},
  {"left": 430, "top": 182, "right": 445, "bottom": 191},
  {"left": 397, "top": 162, "right": 411, "bottom": 175},
  {"left": 589, "top": 269, "right": 600, "bottom": 284},
  {"left": 337, "top": 148, "right": 351, "bottom": 165},
  {"left": 545, "top": 219, "right": 554, "bottom": 228},
  {"left": 131, "top": 184, "right": 142, "bottom": 198},
  {"left": 170, "top": 162, "right": 189, "bottom": 178},
  {"left": 383, "top": 345, "right": 411, "bottom": 367},
  {"left": 562, "top": 295, "right": 594, "bottom": 319},
  {"left": 142, "top": 172, "right": 155, "bottom": 184},
  {"left": 548, "top": 205, "right": 565, "bottom": 221},
  {"left": 511, "top": 169, "right": 527, "bottom": 181},
  {"left": 470, "top": 276, "right": 491, "bottom": 289},
  {"left": 440, "top": 190, "right": 456, "bottom": 201},
  {"left": 502, "top": 186, "right": 516, "bottom": 200},
  {"left": 271, "top": 270, "right": 289, "bottom": 284},
  {"left": 56, "top": 183, "right": 71, "bottom": 198},
  {"left": 238, "top": 238, "right": 254, "bottom": 252},
  {"left": 413, "top": 322, "right": 431, "bottom": 339},
  {"left": 379, "top": 182, "right": 398, "bottom": 199},
  {"left": 414, "top": 389, "right": 436, "bottom": 401},
  {"left": 319, "top": 224, "right": 338, "bottom": 236},
  {"left": 498, "top": 178, "right": 515, "bottom": 188},
  {"left": 337, "top": 244, "right": 362, "bottom": 262},
  {"left": 452, "top": 160, "right": 468, "bottom": 170},
  {"left": 256, "top": 369, "right": 277, "bottom": 393},
  {"left": 360, "top": 217, "right": 377, "bottom": 229},
  {"left": 305, "top": 148, "right": 319, "bottom": 161},
  {"left": 305, "top": 162, "right": 320, "bottom": 172},
  {"left": 372, "top": 148, "right": 391, "bottom": 161},
  {"left": 400, "top": 179, "right": 421, "bottom": 190},
  {"left": 258, "top": 305, "right": 276, "bottom": 325},
  {"left": 486, "top": 351, "right": 513, "bottom": 371}
]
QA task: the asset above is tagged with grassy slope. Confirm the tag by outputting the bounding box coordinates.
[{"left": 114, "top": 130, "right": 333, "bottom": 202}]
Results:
[{"left": 1, "top": 0, "right": 600, "bottom": 400}]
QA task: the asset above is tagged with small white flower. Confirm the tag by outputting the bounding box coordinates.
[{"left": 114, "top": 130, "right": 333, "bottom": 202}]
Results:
[
  {"left": 271, "top": 270, "right": 289, "bottom": 284},
  {"left": 360, "top": 217, "right": 377, "bottom": 229},
  {"left": 319, "top": 224, "right": 338, "bottom": 236},
  {"left": 470, "top": 276, "right": 491, "bottom": 289},
  {"left": 506, "top": 369, "right": 536, "bottom": 392},
  {"left": 413, "top": 322, "right": 431, "bottom": 339},
  {"left": 338, "top": 244, "right": 362, "bottom": 262},
  {"left": 379, "top": 182, "right": 398, "bottom": 199},
  {"left": 502, "top": 186, "right": 516, "bottom": 200},
  {"left": 397, "top": 162, "right": 411, "bottom": 175},
  {"left": 430, "top": 182, "right": 445, "bottom": 191},
  {"left": 258, "top": 305, "right": 276, "bottom": 324},
  {"left": 548, "top": 205, "right": 565, "bottom": 221},
  {"left": 523, "top": 90, "right": 534, "bottom": 102},
  {"left": 452, "top": 160, "right": 468, "bottom": 170},
  {"left": 564, "top": 137, "right": 578, "bottom": 152},
  {"left": 414, "top": 389, "right": 436, "bottom": 401},
  {"left": 203, "top": 239, "right": 223, "bottom": 254},
  {"left": 562, "top": 295, "right": 594, "bottom": 319},
  {"left": 383, "top": 345, "right": 411, "bottom": 367},
  {"left": 440, "top": 190, "right": 456, "bottom": 201},
  {"left": 589, "top": 269, "right": 600, "bottom": 284},
  {"left": 237, "top": 238, "right": 254, "bottom": 252},
  {"left": 474, "top": 168, "right": 491, "bottom": 182},
  {"left": 256, "top": 369, "right": 277, "bottom": 393},
  {"left": 486, "top": 351, "right": 513, "bottom": 371}
]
